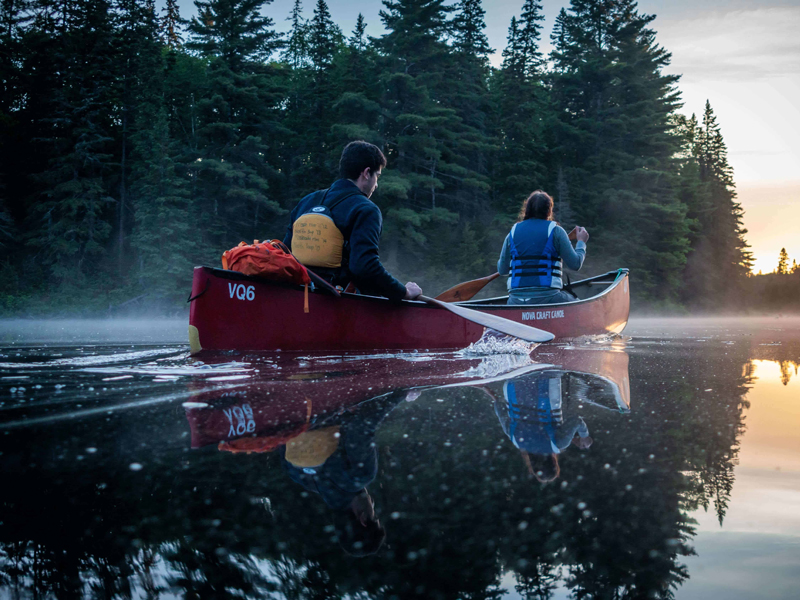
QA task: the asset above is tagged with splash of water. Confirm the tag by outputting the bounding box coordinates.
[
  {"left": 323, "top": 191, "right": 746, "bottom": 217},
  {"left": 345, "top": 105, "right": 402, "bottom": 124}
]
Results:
[{"left": 458, "top": 330, "right": 536, "bottom": 356}]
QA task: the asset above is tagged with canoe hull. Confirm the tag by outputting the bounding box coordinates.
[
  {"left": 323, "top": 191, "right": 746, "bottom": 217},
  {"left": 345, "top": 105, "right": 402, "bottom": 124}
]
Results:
[{"left": 188, "top": 267, "right": 629, "bottom": 353}]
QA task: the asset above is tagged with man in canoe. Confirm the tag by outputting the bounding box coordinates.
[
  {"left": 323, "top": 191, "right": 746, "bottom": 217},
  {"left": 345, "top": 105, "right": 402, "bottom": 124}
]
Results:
[
  {"left": 497, "top": 190, "right": 590, "bottom": 305},
  {"left": 284, "top": 141, "right": 422, "bottom": 301}
]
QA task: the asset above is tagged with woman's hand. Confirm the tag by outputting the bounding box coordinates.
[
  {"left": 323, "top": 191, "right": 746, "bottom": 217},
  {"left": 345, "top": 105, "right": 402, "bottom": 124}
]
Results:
[{"left": 569, "top": 226, "right": 589, "bottom": 243}]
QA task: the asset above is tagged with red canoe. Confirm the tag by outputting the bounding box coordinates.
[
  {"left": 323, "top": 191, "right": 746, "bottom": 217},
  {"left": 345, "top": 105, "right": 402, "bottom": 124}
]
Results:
[{"left": 188, "top": 267, "right": 630, "bottom": 353}]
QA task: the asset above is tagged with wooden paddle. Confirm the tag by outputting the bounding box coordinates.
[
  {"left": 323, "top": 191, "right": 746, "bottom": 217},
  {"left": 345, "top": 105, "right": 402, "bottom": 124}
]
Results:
[
  {"left": 435, "top": 273, "right": 501, "bottom": 303},
  {"left": 417, "top": 295, "right": 554, "bottom": 343}
]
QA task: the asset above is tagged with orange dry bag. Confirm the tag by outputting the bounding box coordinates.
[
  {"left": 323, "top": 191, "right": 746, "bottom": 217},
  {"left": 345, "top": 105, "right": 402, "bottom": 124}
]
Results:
[{"left": 222, "top": 240, "right": 312, "bottom": 312}]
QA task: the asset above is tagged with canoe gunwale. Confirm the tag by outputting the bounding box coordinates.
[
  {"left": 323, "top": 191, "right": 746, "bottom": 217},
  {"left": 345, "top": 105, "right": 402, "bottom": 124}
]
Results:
[
  {"left": 194, "top": 266, "right": 628, "bottom": 313},
  {"left": 458, "top": 268, "right": 629, "bottom": 310}
]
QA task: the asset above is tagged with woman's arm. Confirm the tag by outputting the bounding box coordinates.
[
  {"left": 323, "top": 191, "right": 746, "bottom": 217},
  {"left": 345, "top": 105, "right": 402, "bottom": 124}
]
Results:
[
  {"left": 553, "top": 226, "right": 586, "bottom": 271},
  {"left": 497, "top": 234, "right": 512, "bottom": 275}
]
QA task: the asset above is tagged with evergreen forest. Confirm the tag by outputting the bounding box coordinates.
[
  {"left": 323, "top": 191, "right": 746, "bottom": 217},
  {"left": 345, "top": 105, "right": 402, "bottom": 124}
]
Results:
[{"left": 0, "top": 0, "right": 759, "bottom": 314}]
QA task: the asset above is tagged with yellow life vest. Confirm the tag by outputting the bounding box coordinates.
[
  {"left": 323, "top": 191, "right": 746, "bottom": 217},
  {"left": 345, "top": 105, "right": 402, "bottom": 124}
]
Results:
[{"left": 291, "top": 189, "right": 360, "bottom": 269}]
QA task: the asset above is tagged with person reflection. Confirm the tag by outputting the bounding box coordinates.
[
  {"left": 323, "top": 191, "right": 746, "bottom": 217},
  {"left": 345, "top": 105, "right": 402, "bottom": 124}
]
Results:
[
  {"left": 494, "top": 371, "right": 593, "bottom": 483},
  {"left": 279, "top": 390, "right": 405, "bottom": 556}
]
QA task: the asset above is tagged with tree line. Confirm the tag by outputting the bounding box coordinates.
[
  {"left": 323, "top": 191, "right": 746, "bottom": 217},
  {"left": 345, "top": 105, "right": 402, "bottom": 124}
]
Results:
[
  {"left": 745, "top": 248, "right": 800, "bottom": 313},
  {"left": 0, "top": 0, "right": 753, "bottom": 313}
]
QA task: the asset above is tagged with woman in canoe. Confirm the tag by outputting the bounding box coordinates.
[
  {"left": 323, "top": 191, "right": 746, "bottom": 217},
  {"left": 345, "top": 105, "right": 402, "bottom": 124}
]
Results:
[{"left": 497, "top": 190, "right": 590, "bottom": 305}]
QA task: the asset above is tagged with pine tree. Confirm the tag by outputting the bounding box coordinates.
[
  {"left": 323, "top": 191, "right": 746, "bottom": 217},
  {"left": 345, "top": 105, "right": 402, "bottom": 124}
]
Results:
[
  {"left": 777, "top": 248, "right": 789, "bottom": 275},
  {"left": 0, "top": 0, "right": 32, "bottom": 114},
  {"left": 501, "top": 17, "right": 521, "bottom": 74},
  {"left": 549, "top": 8, "right": 569, "bottom": 72},
  {"left": 377, "top": 0, "right": 452, "bottom": 78},
  {"left": 491, "top": 0, "right": 549, "bottom": 219},
  {"left": 374, "top": 0, "right": 458, "bottom": 214},
  {"left": 349, "top": 12, "right": 366, "bottom": 51},
  {"left": 186, "top": 0, "right": 285, "bottom": 251},
  {"left": 517, "top": 0, "right": 544, "bottom": 77},
  {"left": 27, "top": 0, "right": 118, "bottom": 286},
  {"left": 681, "top": 101, "right": 752, "bottom": 306},
  {"left": 281, "top": 0, "right": 345, "bottom": 197},
  {"left": 307, "top": 0, "right": 341, "bottom": 70},
  {"left": 124, "top": 0, "right": 194, "bottom": 299},
  {"left": 549, "top": 0, "right": 690, "bottom": 304},
  {"left": 115, "top": 0, "right": 165, "bottom": 276},
  {"left": 327, "top": 13, "right": 382, "bottom": 151},
  {"left": 451, "top": 0, "right": 492, "bottom": 62},
  {"left": 281, "top": 0, "right": 308, "bottom": 68},
  {"left": 372, "top": 0, "right": 472, "bottom": 283},
  {"left": 160, "top": 0, "right": 183, "bottom": 48},
  {"left": 0, "top": 0, "right": 33, "bottom": 261},
  {"left": 447, "top": 0, "right": 494, "bottom": 212}
]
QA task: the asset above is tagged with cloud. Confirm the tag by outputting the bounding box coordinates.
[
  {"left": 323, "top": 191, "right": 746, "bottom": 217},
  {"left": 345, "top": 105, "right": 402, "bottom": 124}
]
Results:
[{"left": 657, "top": 7, "right": 800, "bottom": 81}]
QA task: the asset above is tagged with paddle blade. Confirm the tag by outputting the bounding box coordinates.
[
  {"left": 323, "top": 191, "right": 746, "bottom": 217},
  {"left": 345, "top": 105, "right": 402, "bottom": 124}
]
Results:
[
  {"left": 453, "top": 305, "right": 555, "bottom": 343},
  {"left": 419, "top": 295, "right": 554, "bottom": 343},
  {"left": 435, "top": 273, "right": 500, "bottom": 302}
]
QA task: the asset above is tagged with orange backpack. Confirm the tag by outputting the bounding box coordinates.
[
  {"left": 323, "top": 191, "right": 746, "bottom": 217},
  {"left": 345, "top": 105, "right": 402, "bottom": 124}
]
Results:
[{"left": 222, "top": 240, "right": 312, "bottom": 312}]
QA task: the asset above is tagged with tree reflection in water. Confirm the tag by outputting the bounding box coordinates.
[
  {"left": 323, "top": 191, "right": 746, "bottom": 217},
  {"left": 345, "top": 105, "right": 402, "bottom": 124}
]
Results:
[{"left": 0, "top": 338, "right": 773, "bottom": 599}]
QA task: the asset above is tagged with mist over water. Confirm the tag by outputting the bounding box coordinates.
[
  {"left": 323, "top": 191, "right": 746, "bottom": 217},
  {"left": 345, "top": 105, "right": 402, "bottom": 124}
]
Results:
[
  {"left": 0, "top": 318, "right": 187, "bottom": 345},
  {"left": 1, "top": 317, "right": 799, "bottom": 598}
]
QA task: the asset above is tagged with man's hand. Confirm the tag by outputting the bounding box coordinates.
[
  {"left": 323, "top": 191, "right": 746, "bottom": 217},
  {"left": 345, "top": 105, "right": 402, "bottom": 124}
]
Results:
[
  {"left": 404, "top": 282, "right": 422, "bottom": 300},
  {"left": 569, "top": 226, "right": 589, "bottom": 243}
]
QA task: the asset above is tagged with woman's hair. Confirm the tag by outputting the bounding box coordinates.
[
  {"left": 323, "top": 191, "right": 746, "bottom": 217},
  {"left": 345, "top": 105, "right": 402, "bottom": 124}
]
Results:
[
  {"left": 522, "top": 452, "right": 561, "bottom": 483},
  {"left": 518, "top": 190, "right": 554, "bottom": 222}
]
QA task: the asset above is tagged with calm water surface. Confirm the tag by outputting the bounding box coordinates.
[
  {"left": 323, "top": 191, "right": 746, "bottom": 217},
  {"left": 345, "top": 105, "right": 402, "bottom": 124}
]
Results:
[{"left": 1, "top": 317, "right": 799, "bottom": 599}]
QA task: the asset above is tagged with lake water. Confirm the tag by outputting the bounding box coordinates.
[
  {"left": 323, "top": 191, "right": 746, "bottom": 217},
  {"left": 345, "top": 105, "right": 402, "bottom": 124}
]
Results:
[{"left": 1, "top": 317, "right": 799, "bottom": 599}]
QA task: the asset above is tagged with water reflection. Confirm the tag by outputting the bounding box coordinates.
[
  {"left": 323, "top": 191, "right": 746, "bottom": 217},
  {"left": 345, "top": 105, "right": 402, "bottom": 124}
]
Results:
[
  {"left": 2, "top": 326, "right": 800, "bottom": 598},
  {"left": 495, "top": 372, "right": 596, "bottom": 482},
  {"left": 279, "top": 392, "right": 406, "bottom": 556}
]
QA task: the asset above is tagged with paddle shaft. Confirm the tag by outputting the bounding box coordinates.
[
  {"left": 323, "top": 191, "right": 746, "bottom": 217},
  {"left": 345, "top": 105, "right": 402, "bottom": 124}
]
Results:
[
  {"left": 435, "top": 272, "right": 500, "bottom": 302},
  {"left": 417, "top": 295, "right": 554, "bottom": 343}
]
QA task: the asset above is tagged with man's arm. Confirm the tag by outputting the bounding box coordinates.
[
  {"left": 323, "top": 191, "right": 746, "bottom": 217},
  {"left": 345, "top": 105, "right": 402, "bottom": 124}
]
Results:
[
  {"left": 553, "top": 226, "right": 586, "bottom": 271},
  {"left": 347, "top": 205, "right": 408, "bottom": 301}
]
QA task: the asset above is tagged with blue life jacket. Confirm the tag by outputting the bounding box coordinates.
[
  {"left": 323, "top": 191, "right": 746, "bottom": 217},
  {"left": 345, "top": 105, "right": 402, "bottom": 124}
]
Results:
[
  {"left": 503, "top": 374, "right": 564, "bottom": 454},
  {"left": 508, "top": 219, "right": 563, "bottom": 290}
]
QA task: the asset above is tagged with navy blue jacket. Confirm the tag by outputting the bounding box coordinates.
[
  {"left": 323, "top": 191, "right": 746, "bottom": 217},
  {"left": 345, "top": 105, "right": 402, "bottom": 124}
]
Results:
[
  {"left": 284, "top": 179, "right": 407, "bottom": 301},
  {"left": 279, "top": 392, "right": 404, "bottom": 511}
]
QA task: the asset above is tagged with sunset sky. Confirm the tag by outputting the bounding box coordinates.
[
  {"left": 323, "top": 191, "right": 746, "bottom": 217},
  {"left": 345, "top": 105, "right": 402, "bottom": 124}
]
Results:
[{"left": 172, "top": 0, "right": 800, "bottom": 274}]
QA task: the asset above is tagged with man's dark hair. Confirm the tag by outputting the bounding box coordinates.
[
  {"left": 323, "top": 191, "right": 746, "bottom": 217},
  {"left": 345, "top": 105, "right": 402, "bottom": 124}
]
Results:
[
  {"left": 332, "top": 508, "right": 386, "bottom": 557},
  {"left": 339, "top": 141, "right": 387, "bottom": 180}
]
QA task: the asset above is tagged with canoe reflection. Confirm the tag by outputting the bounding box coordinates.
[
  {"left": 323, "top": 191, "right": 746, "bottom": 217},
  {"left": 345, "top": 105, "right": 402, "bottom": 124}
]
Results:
[
  {"left": 183, "top": 353, "right": 542, "bottom": 556},
  {"left": 183, "top": 353, "right": 543, "bottom": 452},
  {"left": 183, "top": 348, "right": 631, "bottom": 555}
]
